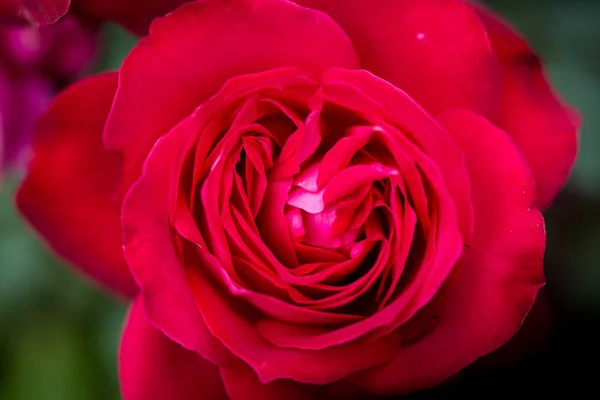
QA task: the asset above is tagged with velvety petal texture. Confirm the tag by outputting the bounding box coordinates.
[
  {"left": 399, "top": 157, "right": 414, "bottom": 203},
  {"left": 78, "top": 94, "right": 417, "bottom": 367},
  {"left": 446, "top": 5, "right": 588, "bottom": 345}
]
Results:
[
  {"left": 17, "top": 73, "right": 137, "bottom": 297},
  {"left": 296, "top": 0, "right": 578, "bottom": 208},
  {"left": 120, "top": 297, "right": 228, "bottom": 400}
]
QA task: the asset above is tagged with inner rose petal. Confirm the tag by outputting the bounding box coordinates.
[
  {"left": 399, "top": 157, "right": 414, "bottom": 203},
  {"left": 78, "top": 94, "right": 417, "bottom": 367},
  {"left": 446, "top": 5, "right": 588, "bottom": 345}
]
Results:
[{"left": 162, "top": 67, "right": 468, "bottom": 361}]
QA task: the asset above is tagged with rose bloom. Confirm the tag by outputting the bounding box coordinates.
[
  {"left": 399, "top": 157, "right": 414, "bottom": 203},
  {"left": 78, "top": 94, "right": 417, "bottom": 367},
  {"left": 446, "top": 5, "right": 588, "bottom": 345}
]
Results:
[
  {"left": 0, "top": 14, "right": 95, "bottom": 171},
  {"left": 17, "top": 0, "right": 578, "bottom": 399},
  {"left": 0, "top": 0, "right": 188, "bottom": 34}
]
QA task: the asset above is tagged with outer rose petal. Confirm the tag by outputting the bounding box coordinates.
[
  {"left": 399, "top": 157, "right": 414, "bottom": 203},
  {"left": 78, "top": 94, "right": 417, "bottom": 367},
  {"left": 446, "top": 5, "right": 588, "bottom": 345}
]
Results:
[
  {"left": 121, "top": 117, "right": 239, "bottom": 367},
  {"left": 13, "top": 0, "right": 70, "bottom": 25},
  {"left": 105, "top": 0, "right": 359, "bottom": 198},
  {"left": 475, "top": 4, "right": 579, "bottom": 208},
  {"left": 120, "top": 297, "right": 228, "bottom": 400},
  {"left": 295, "top": 0, "right": 501, "bottom": 119},
  {"left": 352, "top": 109, "right": 545, "bottom": 395},
  {"left": 17, "top": 73, "right": 137, "bottom": 298}
]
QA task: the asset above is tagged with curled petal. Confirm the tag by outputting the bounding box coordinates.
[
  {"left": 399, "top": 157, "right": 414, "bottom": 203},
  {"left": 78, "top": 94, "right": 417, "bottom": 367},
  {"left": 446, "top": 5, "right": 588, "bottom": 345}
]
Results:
[
  {"left": 187, "top": 267, "right": 401, "bottom": 385},
  {"left": 220, "top": 368, "right": 323, "bottom": 400},
  {"left": 352, "top": 109, "right": 545, "bottom": 395},
  {"left": 122, "top": 117, "right": 238, "bottom": 367}
]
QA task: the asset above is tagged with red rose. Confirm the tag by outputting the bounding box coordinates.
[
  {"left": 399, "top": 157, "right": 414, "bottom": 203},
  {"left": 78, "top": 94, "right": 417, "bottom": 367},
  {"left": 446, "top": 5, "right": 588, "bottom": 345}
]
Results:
[
  {"left": 0, "top": 0, "right": 189, "bottom": 33},
  {"left": 17, "top": 0, "right": 579, "bottom": 398}
]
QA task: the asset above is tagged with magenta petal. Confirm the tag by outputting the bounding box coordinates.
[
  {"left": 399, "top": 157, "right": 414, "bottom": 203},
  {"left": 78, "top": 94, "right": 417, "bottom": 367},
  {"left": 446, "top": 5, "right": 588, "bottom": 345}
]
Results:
[
  {"left": 15, "top": 0, "right": 70, "bottom": 26},
  {"left": 122, "top": 116, "right": 237, "bottom": 367},
  {"left": 120, "top": 297, "right": 228, "bottom": 400},
  {"left": 321, "top": 68, "right": 474, "bottom": 244},
  {"left": 296, "top": 0, "right": 501, "bottom": 118},
  {"left": 17, "top": 73, "right": 137, "bottom": 298},
  {"left": 188, "top": 267, "right": 400, "bottom": 385},
  {"left": 317, "top": 126, "right": 372, "bottom": 186},
  {"left": 257, "top": 179, "right": 299, "bottom": 267}
]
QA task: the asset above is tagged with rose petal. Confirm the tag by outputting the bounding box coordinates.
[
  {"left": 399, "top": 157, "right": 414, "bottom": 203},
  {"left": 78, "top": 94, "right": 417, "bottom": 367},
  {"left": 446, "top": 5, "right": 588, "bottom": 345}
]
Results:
[
  {"left": 191, "top": 245, "right": 361, "bottom": 327},
  {"left": 105, "top": 0, "right": 358, "bottom": 199},
  {"left": 122, "top": 115, "right": 238, "bottom": 367},
  {"left": 256, "top": 179, "right": 301, "bottom": 267},
  {"left": 317, "top": 126, "right": 372, "bottom": 187},
  {"left": 475, "top": 4, "right": 579, "bottom": 208},
  {"left": 13, "top": 0, "right": 70, "bottom": 26},
  {"left": 352, "top": 109, "right": 545, "bottom": 395},
  {"left": 296, "top": 0, "right": 501, "bottom": 118},
  {"left": 187, "top": 266, "right": 401, "bottom": 384},
  {"left": 17, "top": 73, "right": 137, "bottom": 298},
  {"left": 0, "top": 74, "right": 52, "bottom": 169},
  {"left": 120, "top": 297, "right": 227, "bottom": 400},
  {"left": 320, "top": 68, "right": 474, "bottom": 245}
]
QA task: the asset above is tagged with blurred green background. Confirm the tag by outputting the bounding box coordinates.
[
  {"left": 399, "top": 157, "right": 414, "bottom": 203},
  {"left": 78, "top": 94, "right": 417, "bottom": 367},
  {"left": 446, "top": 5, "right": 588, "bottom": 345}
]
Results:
[{"left": 0, "top": 0, "right": 599, "bottom": 398}]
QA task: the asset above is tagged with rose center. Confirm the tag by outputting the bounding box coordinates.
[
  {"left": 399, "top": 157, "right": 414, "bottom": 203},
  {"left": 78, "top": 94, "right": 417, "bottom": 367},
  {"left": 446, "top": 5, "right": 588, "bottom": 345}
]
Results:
[{"left": 181, "top": 68, "right": 458, "bottom": 317}]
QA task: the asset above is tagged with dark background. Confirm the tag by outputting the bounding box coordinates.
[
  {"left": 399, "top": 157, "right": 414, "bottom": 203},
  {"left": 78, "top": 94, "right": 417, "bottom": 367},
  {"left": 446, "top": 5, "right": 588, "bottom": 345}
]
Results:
[{"left": 0, "top": 0, "right": 599, "bottom": 398}]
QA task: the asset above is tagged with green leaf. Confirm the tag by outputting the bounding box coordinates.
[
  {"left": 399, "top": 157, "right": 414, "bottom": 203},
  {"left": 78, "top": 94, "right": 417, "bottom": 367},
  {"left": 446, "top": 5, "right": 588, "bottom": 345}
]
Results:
[{"left": 92, "top": 23, "right": 139, "bottom": 72}]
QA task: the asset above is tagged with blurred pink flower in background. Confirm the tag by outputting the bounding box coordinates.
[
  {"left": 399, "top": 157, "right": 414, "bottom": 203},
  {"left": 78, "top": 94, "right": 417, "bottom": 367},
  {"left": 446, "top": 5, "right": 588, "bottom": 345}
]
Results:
[
  {"left": 0, "top": 14, "right": 96, "bottom": 170},
  {"left": 0, "top": 0, "right": 190, "bottom": 34}
]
